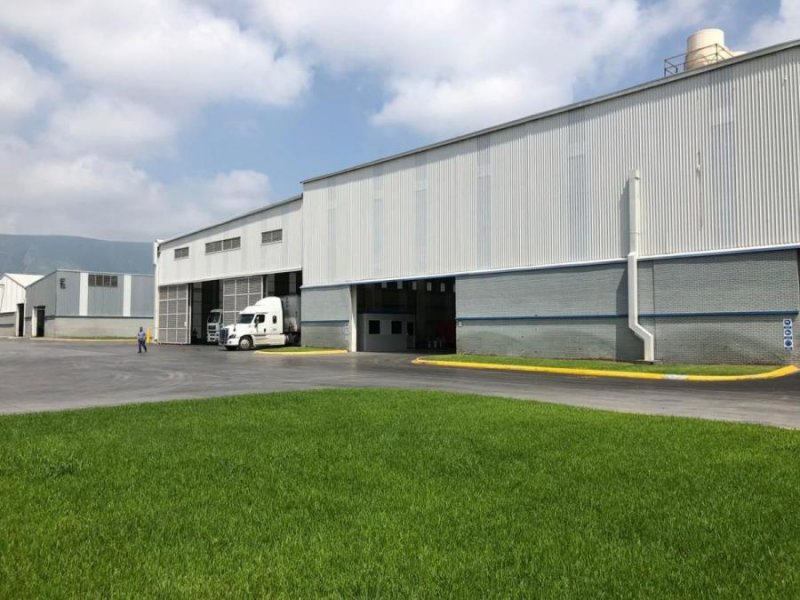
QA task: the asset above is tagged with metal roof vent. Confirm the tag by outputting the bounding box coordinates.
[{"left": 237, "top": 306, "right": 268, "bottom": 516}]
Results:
[{"left": 664, "top": 29, "right": 745, "bottom": 76}]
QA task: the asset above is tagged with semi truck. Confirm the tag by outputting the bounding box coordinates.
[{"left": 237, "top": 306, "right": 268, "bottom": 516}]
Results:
[
  {"left": 206, "top": 309, "right": 223, "bottom": 343},
  {"left": 219, "top": 295, "right": 300, "bottom": 350}
]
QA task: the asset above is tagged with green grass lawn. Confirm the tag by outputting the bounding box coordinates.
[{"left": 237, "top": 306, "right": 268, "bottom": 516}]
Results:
[
  {"left": 1, "top": 390, "right": 798, "bottom": 598},
  {"left": 424, "top": 354, "right": 783, "bottom": 376}
]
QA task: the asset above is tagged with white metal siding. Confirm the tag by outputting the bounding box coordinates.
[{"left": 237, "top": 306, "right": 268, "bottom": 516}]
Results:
[
  {"left": 302, "top": 48, "right": 800, "bottom": 287},
  {"left": 0, "top": 277, "right": 28, "bottom": 313},
  {"left": 157, "top": 199, "right": 303, "bottom": 286}
]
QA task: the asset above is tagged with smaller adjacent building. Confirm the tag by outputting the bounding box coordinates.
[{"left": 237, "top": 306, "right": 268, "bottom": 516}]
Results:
[
  {"left": 23, "top": 270, "right": 154, "bottom": 338},
  {"left": 0, "top": 273, "right": 44, "bottom": 337}
]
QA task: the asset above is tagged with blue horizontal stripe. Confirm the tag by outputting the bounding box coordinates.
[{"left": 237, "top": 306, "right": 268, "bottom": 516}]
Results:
[
  {"left": 641, "top": 310, "right": 798, "bottom": 319},
  {"left": 458, "top": 310, "right": 798, "bottom": 322}
]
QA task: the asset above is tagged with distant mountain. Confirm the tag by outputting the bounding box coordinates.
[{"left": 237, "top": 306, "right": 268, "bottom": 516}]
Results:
[{"left": 0, "top": 234, "right": 153, "bottom": 276}]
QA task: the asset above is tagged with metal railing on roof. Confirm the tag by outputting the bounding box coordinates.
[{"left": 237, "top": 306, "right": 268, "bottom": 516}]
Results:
[{"left": 663, "top": 43, "right": 735, "bottom": 76}]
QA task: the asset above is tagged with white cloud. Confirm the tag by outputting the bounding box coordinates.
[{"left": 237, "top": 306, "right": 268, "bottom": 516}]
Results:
[
  {"left": 42, "top": 95, "right": 178, "bottom": 159},
  {"left": 0, "top": 0, "right": 309, "bottom": 110},
  {"left": 0, "top": 136, "right": 271, "bottom": 240},
  {"left": 746, "top": 0, "right": 800, "bottom": 50},
  {"left": 0, "top": 46, "right": 57, "bottom": 129},
  {"left": 249, "top": 0, "right": 714, "bottom": 136},
  {"left": 0, "top": 1, "right": 293, "bottom": 240}
]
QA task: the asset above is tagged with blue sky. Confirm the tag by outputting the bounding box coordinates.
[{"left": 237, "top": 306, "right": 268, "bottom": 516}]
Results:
[{"left": 0, "top": 0, "right": 796, "bottom": 241}]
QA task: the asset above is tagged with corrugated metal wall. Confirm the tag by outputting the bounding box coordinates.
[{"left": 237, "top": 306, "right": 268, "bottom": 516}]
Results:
[
  {"left": 88, "top": 280, "right": 124, "bottom": 316},
  {"left": 158, "top": 199, "right": 303, "bottom": 287},
  {"left": 131, "top": 275, "right": 155, "bottom": 317},
  {"left": 302, "top": 47, "right": 800, "bottom": 287},
  {"left": 24, "top": 274, "right": 57, "bottom": 319},
  {"left": 55, "top": 272, "right": 81, "bottom": 316}
]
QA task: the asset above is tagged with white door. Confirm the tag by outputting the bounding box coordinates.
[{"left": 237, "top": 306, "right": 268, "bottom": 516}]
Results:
[
  {"left": 268, "top": 312, "right": 280, "bottom": 334},
  {"left": 253, "top": 313, "right": 267, "bottom": 345}
]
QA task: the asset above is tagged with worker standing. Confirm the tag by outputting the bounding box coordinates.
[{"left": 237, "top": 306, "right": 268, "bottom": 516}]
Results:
[{"left": 137, "top": 326, "right": 148, "bottom": 354}]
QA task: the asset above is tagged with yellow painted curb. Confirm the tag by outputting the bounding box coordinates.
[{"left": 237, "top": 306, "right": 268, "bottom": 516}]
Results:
[
  {"left": 412, "top": 358, "right": 799, "bottom": 382},
  {"left": 256, "top": 349, "right": 348, "bottom": 356},
  {"left": 681, "top": 365, "right": 798, "bottom": 382}
]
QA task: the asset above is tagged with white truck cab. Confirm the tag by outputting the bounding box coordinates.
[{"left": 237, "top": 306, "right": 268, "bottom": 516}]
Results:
[
  {"left": 219, "top": 296, "right": 300, "bottom": 350},
  {"left": 206, "top": 309, "right": 223, "bottom": 343}
]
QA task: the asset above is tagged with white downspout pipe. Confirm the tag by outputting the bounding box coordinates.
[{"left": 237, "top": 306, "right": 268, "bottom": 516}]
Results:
[
  {"left": 153, "top": 240, "right": 162, "bottom": 343},
  {"left": 627, "top": 169, "right": 655, "bottom": 362}
]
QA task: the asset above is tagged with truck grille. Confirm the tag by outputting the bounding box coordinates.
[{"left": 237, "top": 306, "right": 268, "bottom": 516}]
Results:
[{"left": 219, "top": 329, "right": 228, "bottom": 345}]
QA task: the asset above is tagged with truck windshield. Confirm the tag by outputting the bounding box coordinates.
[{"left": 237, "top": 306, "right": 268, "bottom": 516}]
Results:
[
  {"left": 238, "top": 314, "right": 255, "bottom": 324},
  {"left": 207, "top": 312, "right": 222, "bottom": 324}
]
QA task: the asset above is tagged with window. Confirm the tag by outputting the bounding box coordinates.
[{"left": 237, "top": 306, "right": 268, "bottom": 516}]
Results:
[
  {"left": 368, "top": 320, "right": 380, "bottom": 335},
  {"left": 88, "top": 274, "right": 118, "bottom": 288},
  {"left": 255, "top": 314, "right": 265, "bottom": 324},
  {"left": 272, "top": 315, "right": 278, "bottom": 325},
  {"left": 59, "top": 278, "right": 66, "bottom": 289},
  {"left": 261, "top": 229, "right": 283, "bottom": 244},
  {"left": 206, "top": 237, "right": 241, "bottom": 254},
  {"left": 174, "top": 247, "right": 189, "bottom": 259},
  {"left": 223, "top": 237, "right": 240, "bottom": 251},
  {"left": 391, "top": 320, "right": 402, "bottom": 335}
]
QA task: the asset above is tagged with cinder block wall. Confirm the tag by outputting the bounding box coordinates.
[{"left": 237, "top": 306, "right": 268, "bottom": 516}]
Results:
[
  {"left": 300, "top": 286, "right": 351, "bottom": 349},
  {"left": 639, "top": 251, "right": 799, "bottom": 364},
  {"left": 456, "top": 250, "right": 799, "bottom": 364},
  {"left": 53, "top": 317, "right": 147, "bottom": 339},
  {"left": 0, "top": 312, "right": 14, "bottom": 335},
  {"left": 457, "top": 264, "right": 643, "bottom": 360}
]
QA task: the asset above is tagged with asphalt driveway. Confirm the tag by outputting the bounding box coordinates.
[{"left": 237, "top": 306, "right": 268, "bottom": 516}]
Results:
[{"left": 1, "top": 338, "right": 798, "bottom": 428}]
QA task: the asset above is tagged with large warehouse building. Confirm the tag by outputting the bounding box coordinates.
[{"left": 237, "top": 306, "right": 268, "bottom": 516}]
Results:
[{"left": 155, "top": 36, "right": 800, "bottom": 365}]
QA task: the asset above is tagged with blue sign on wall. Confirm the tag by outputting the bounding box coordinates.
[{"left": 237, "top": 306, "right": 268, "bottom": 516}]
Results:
[{"left": 784, "top": 318, "right": 793, "bottom": 351}]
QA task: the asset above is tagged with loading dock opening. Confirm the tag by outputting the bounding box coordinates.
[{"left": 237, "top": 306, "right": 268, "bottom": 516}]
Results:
[
  {"left": 185, "top": 271, "right": 303, "bottom": 345},
  {"left": 34, "top": 306, "right": 45, "bottom": 337},
  {"left": 355, "top": 278, "right": 455, "bottom": 352},
  {"left": 190, "top": 280, "right": 222, "bottom": 344}
]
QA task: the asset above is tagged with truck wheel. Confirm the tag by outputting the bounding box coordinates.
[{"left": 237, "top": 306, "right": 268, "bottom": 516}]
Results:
[{"left": 238, "top": 337, "right": 253, "bottom": 351}]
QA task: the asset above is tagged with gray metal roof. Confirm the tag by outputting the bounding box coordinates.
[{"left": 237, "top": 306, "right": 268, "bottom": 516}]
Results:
[
  {"left": 159, "top": 194, "right": 303, "bottom": 247},
  {"left": 302, "top": 38, "right": 800, "bottom": 184}
]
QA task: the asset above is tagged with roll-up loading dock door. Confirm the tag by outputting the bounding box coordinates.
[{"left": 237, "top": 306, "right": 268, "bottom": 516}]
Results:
[
  {"left": 222, "top": 276, "right": 263, "bottom": 328},
  {"left": 158, "top": 284, "right": 189, "bottom": 344}
]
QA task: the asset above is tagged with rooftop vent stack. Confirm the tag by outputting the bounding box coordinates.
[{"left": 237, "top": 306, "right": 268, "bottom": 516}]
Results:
[{"left": 685, "top": 29, "right": 744, "bottom": 70}]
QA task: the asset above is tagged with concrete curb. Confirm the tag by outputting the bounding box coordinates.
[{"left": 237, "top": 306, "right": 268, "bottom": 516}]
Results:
[
  {"left": 256, "top": 349, "right": 348, "bottom": 356},
  {"left": 411, "top": 358, "right": 799, "bottom": 382}
]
